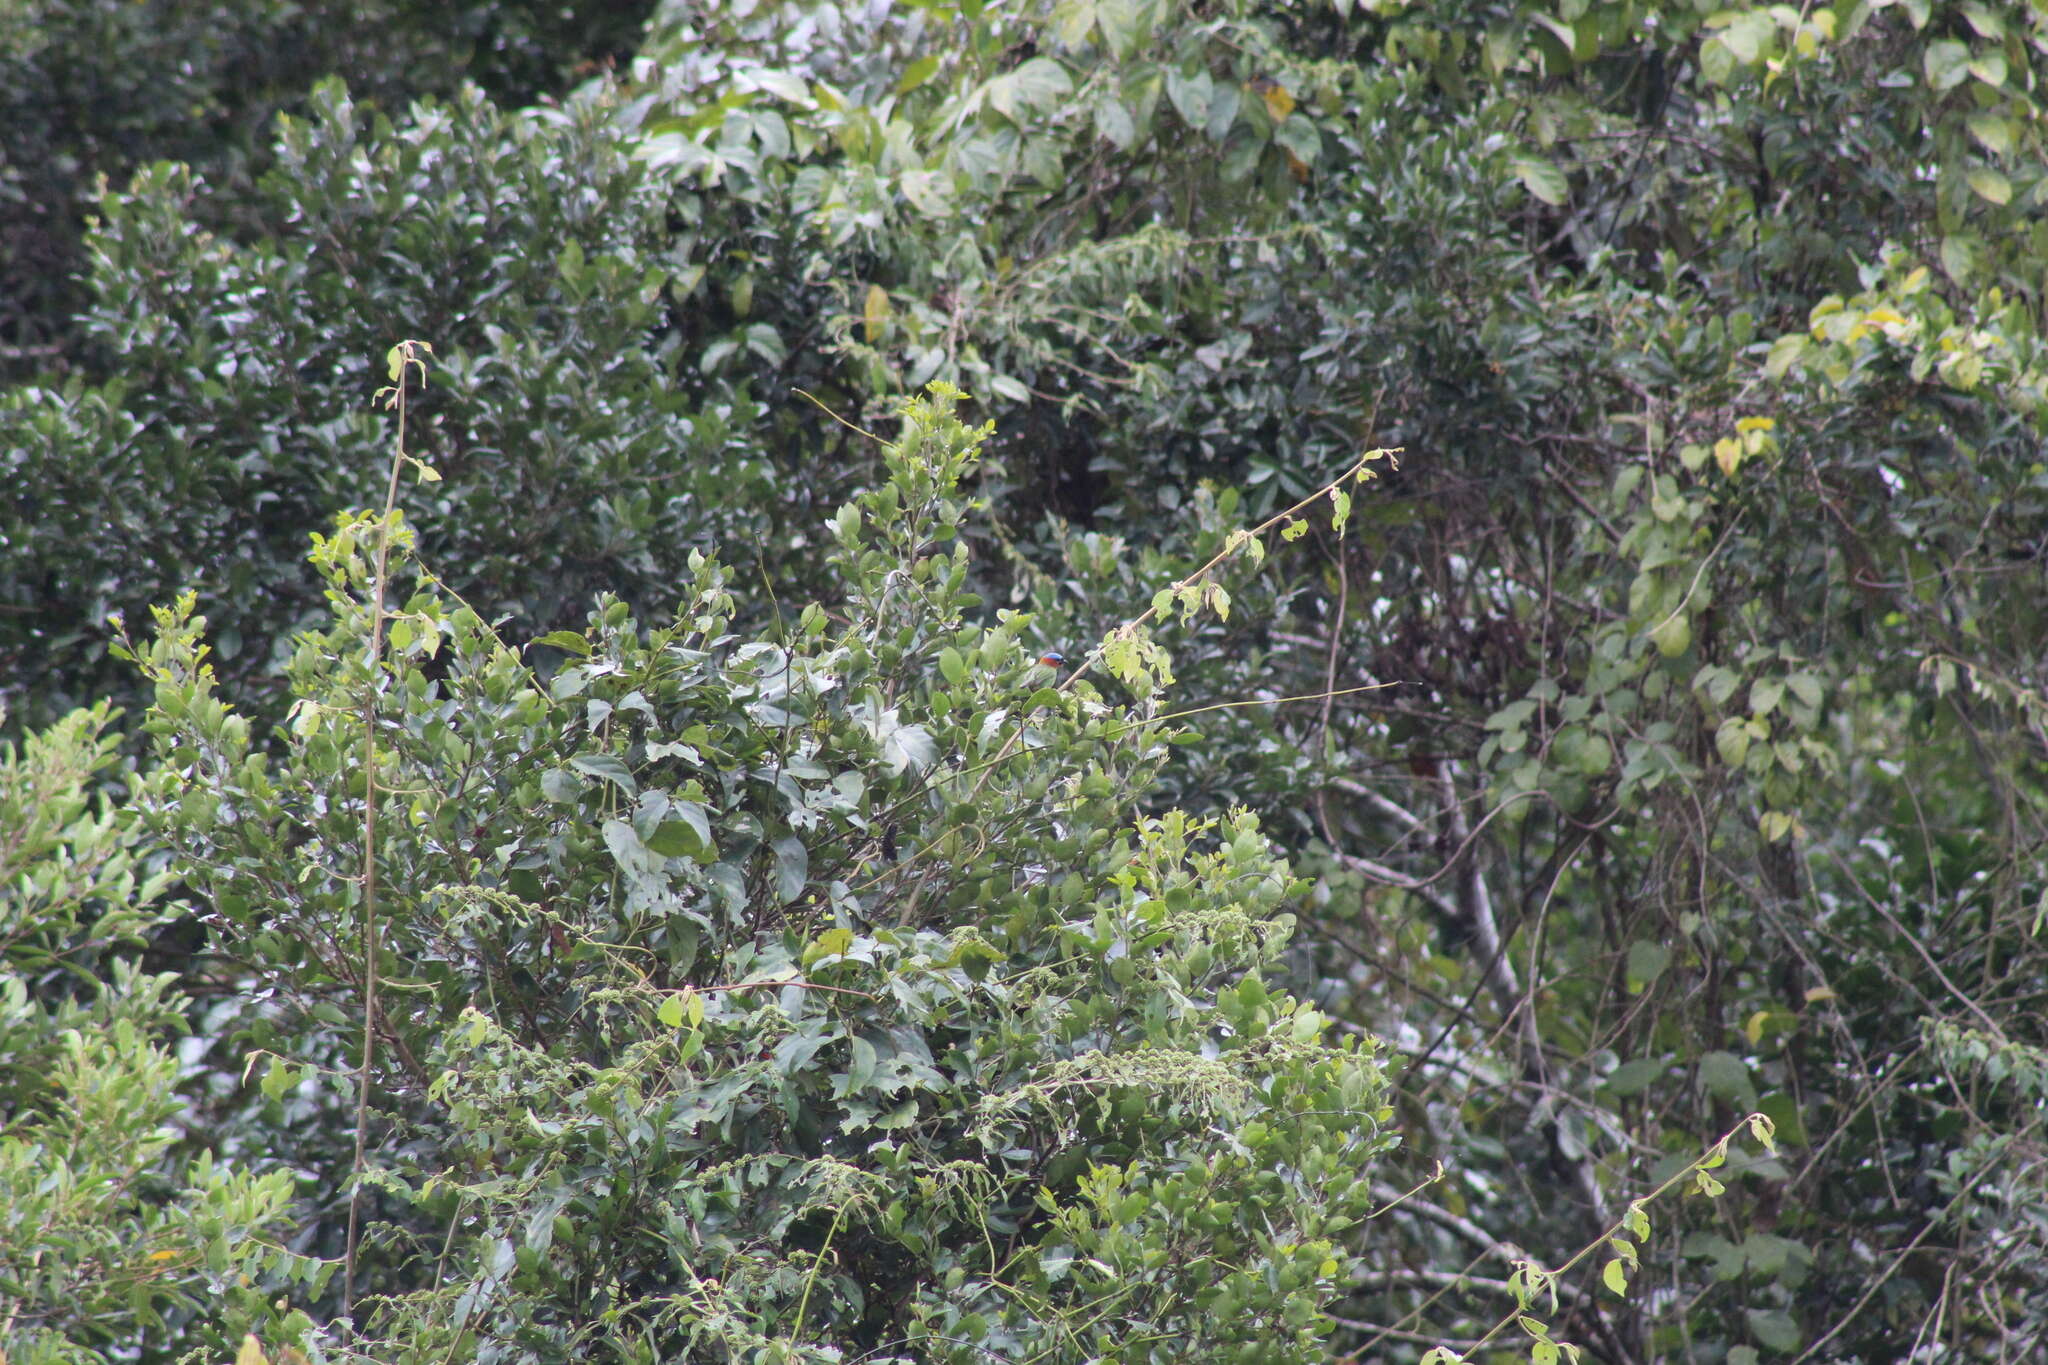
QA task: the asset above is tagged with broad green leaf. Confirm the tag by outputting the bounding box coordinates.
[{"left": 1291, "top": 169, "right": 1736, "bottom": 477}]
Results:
[
  {"left": 1203, "top": 82, "right": 1241, "bottom": 142},
  {"left": 899, "top": 170, "right": 956, "bottom": 217},
  {"left": 1604, "top": 1058, "right": 1665, "bottom": 1097},
  {"left": 1649, "top": 613, "right": 1691, "bottom": 658},
  {"left": 1093, "top": 95, "right": 1136, "bottom": 150},
  {"left": 1273, "top": 114, "right": 1321, "bottom": 166},
  {"left": 1166, "top": 69, "right": 1214, "bottom": 127},
  {"left": 1625, "top": 940, "right": 1670, "bottom": 993},
  {"left": 1699, "top": 35, "right": 1738, "bottom": 85},
  {"left": 751, "top": 70, "right": 811, "bottom": 103},
  {"left": 1699, "top": 1050, "right": 1754, "bottom": 1104},
  {"left": 1966, "top": 167, "right": 2011, "bottom": 206},
  {"left": 1966, "top": 114, "right": 2015, "bottom": 158},
  {"left": 773, "top": 835, "right": 808, "bottom": 905},
  {"left": 1715, "top": 718, "right": 1751, "bottom": 768},
  {"left": 1960, "top": 1, "right": 2003, "bottom": 37},
  {"left": 1745, "top": 1309, "right": 1801, "bottom": 1352},
  {"left": 1052, "top": 0, "right": 1097, "bottom": 48},
  {"left": 1763, "top": 332, "right": 1807, "bottom": 380},
  {"left": 1482, "top": 24, "right": 1518, "bottom": 76},
  {"left": 895, "top": 55, "right": 940, "bottom": 96},
  {"left": 570, "top": 753, "right": 637, "bottom": 796},
  {"left": 988, "top": 57, "right": 1074, "bottom": 122},
  {"left": 1096, "top": 0, "right": 1143, "bottom": 58},
  {"left": 645, "top": 800, "right": 714, "bottom": 861},
  {"left": 1602, "top": 1258, "right": 1629, "bottom": 1295},
  {"left": 1940, "top": 234, "right": 1983, "bottom": 285},
  {"left": 1750, "top": 677, "right": 1784, "bottom": 717},
  {"left": 1923, "top": 39, "right": 1970, "bottom": 90},
  {"left": 1718, "top": 12, "right": 1773, "bottom": 64},
  {"left": 1512, "top": 154, "right": 1568, "bottom": 206}
]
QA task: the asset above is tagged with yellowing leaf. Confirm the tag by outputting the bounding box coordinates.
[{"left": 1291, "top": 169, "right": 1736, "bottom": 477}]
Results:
[
  {"left": 1714, "top": 436, "right": 1742, "bottom": 477},
  {"left": 1256, "top": 79, "right": 1295, "bottom": 122},
  {"left": 804, "top": 927, "right": 854, "bottom": 967},
  {"left": 863, "top": 283, "right": 891, "bottom": 343}
]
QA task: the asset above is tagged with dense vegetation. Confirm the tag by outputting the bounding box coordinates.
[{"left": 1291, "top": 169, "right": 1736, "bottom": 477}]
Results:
[{"left": 4, "top": 0, "right": 2046, "bottom": 1362}]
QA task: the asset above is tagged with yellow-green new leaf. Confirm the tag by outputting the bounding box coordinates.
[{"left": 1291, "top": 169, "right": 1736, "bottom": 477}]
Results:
[{"left": 1603, "top": 1258, "right": 1630, "bottom": 1295}]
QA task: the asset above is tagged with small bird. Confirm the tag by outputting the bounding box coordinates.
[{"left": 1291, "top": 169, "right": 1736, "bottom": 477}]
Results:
[{"left": 1036, "top": 649, "right": 1066, "bottom": 669}]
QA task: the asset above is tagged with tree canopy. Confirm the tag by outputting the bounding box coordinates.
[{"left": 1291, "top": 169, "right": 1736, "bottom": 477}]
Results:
[{"left": 4, "top": 1, "right": 2046, "bottom": 1362}]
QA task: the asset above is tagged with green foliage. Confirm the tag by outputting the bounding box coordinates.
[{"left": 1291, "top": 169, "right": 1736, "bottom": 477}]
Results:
[
  {"left": 0, "top": 705, "right": 323, "bottom": 1364},
  {"left": 0, "top": 702, "right": 169, "bottom": 976},
  {"left": 8, "top": 0, "right": 2048, "bottom": 1358},
  {"left": 118, "top": 388, "right": 1392, "bottom": 1361},
  {"left": 3, "top": 79, "right": 774, "bottom": 732},
  {"left": 0, "top": 0, "right": 653, "bottom": 379}
]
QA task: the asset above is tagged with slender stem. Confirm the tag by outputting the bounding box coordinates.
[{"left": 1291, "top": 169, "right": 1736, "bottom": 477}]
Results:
[
  {"left": 343, "top": 341, "right": 428, "bottom": 1323},
  {"left": 790, "top": 1198, "right": 851, "bottom": 1345},
  {"left": 1450, "top": 1114, "right": 1773, "bottom": 1361},
  {"left": 970, "top": 447, "right": 1398, "bottom": 798}
]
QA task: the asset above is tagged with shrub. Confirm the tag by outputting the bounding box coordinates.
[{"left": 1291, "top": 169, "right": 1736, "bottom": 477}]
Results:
[
  {"left": 119, "top": 387, "right": 1392, "bottom": 1362},
  {"left": 0, "top": 0, "right": 653, "bottom": 381},
  {"left": 0, "top": 702, "right": 321, "bottom": 1364},
  {"left": 3, "top": 80, "right": 774, "bottom": 733}
]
